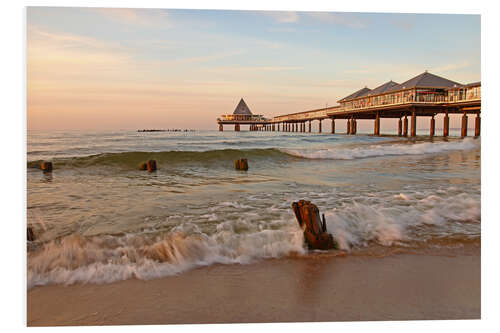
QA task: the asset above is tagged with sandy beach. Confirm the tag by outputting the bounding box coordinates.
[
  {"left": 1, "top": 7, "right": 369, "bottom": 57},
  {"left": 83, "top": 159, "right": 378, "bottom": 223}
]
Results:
[{"left": 27, "top": 248, "right": 480, "bottom": 326}]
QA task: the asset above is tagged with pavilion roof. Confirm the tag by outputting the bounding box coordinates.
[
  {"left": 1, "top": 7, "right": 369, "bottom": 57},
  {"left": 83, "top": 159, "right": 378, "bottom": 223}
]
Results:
[
  {"left": 233, "top": 98, "right": 253, "bottom": 115},
  {"left": 339, "top": 87, "right": 371, "bottom": 102},
  {"left": 387, "top": 71, "right": 462, "bottom": 92}
]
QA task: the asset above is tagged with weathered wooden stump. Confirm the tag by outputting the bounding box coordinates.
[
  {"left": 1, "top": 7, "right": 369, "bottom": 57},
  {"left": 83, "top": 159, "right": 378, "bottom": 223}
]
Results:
[
  {"left": 139, "top": 162, "right": 148, "bottom": 170},
  {"left": 27, "top": 226, "right": 35, "bottom": 241},
  {"left": 147, "top": 160, "right": 157, "bottom": 172},
  {"left": 41, "top": 161, "right": 53, "bottom": 172},
  {"left": 234, "top": 158, "right": 248, "bottom": 171},
  {"left": 292, "top": 200, "right": 338, "bottom": 250}
]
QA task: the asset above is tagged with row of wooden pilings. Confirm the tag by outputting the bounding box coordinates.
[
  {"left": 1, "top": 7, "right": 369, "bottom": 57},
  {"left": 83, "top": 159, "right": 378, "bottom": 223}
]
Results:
[{"left": 246, "top": 110, "right": 480, "bottom": 137}]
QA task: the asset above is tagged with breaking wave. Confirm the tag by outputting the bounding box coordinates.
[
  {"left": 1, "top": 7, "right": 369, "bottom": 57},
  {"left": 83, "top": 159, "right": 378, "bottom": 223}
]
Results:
[
  {"left": 27, "top": 190, "right": 480, "bottom": 288},
  {"left": 280, "top": 138, "right": 479, "bottom": 160},
  {"left": 27, "top": 138, "right": 479, "bottom": 170},
  {"left": 27, "top": 222, "right": 305, "bottom": 289}
]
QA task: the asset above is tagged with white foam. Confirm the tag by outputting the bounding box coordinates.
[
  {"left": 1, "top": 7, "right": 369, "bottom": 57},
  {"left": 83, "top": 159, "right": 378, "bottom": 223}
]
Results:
[
  {"left": 27, "top": 189, "right": 480, "bottom": 288},
  {"left": 280, "top": 138, "right": 478, "bottom": 160},
  {"left": 323, "top": 191, "right": 480, "bottom": 251},
  {"left": 27, "top": 219, "right": 305, "bottom": 289}
]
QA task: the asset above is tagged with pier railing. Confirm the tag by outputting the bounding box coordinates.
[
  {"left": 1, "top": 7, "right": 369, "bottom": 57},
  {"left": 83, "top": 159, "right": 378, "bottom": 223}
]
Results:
[
  {"left": 328, "top": 92, "right": 481, "bottom": 115},
  {"left": 219, "top": 114, "right": 267, "bottom": 122}
]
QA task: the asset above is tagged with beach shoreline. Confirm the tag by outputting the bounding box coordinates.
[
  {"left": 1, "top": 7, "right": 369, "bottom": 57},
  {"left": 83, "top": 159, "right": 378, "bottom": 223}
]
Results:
[{"left": 27, "top": 248, "right": 480, "bottom": 326}]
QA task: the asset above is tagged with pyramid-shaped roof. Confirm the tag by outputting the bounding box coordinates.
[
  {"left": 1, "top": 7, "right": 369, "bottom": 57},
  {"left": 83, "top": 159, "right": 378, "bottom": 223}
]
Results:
[
  {"left": 233, "top": 98, "right": 253, "bottom": 115},
  {"left": 387, "top": 71, "right": 462, "bottom": 92},
  {"left": 339, "top": 87, "right": 371, "bottom": 102},
  {"left": 364, "top": 80, "right": 399, "bottom": 96}
]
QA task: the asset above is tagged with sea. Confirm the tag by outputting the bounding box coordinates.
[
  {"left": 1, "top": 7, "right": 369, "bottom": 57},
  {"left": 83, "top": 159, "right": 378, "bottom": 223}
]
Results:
[{"left": 27, "top": 128, "right": 481, "bottom": 288}]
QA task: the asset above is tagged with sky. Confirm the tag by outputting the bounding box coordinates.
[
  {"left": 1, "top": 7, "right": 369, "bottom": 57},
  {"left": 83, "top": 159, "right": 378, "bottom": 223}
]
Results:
[{"left": 27, "top": 7, "right": 481, "bottom": 131}]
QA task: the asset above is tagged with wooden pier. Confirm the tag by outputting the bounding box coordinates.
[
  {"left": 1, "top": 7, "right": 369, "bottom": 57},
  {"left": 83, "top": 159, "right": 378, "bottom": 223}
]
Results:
[{"left": 217, "top": 72, "right": 481, "bottom": 137}]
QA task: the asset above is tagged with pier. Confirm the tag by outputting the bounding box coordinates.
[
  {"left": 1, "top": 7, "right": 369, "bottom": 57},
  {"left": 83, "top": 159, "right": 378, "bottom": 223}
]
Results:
[{"left": 217, "top": 71, "right": 481, "bottom": 137}]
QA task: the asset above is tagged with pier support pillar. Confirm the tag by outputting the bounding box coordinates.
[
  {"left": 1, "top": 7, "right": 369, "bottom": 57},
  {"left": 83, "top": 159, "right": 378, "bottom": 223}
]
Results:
[
  {"left": 302, "top": 122, "right": 305, "bottom": 133},
  {"left": 308, "top": 121, "right": 311, "bottom": 133},
  {"left": 411, "top": 111, "right": 416, "bottom": 137},
  {"left": 346, "top": 119, "right": 351, "bottom": 135},
  {"left": 295, "top": 123, "right": 298, "bottom": 132},
  {"left": 219, "top": 124, "right": 223, "bottom": 132},
  {"left": 351, "top": 117, "right": 356, "bottom": 135},
  {"left": 374, "top": 112, "right": 380, "bottom": 136},
  {"left": 235, "top": 124, "right": 240, "bottom": 132},
  {"left": 272, "top": 124, "right": 275, "bottom": 131},
  {"left": 398, "top": 118, "right": 402, "bottom": 136},
  {"left": 331, "top": 118, "right": 335, "bottom": 134},
  {"left": 461, "top": 111, "right": 468, "bottom": 137},
  {"left": 443, "top": 111, "right": 449, "bottom": 137},
  {"left": 403, "top": 115, "right": 408, "bottom": 137},
  {"left": 475, "top": 113, "right": 481, "bottom": 137},
  {"left": 319, "top": 120, "right": 322, "bottom": 133},
  {"left": 430, "top": 115, "right": 435, "bottom": 137}
]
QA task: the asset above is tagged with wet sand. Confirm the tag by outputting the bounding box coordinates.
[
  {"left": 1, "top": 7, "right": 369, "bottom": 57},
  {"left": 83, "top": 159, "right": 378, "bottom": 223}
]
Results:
[{"left": 27, "top": 252, "right": 480, "bottom": 326}]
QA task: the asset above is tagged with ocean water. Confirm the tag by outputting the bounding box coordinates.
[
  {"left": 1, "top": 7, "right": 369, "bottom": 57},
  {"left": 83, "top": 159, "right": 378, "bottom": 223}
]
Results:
[{"left": 27, "top": 129, "right": 481, "bottom": 288}]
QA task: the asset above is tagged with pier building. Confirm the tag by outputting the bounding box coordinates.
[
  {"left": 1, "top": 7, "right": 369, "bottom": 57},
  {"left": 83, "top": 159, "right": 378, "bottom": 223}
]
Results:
[{"left": 216, "top": 71, "right": 481, "bottom": 137}]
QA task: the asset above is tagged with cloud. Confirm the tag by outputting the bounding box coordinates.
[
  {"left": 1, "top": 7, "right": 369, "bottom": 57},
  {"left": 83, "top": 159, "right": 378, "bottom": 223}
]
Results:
[
  {"left": 157, "top": 50, "right": 247, "bottom": 66},
  {"left": 208, "top": 66, "right": 302, "bottom": 73},
  {"left": 262, "top": 11, "right": 299, "bottom": 23},
  {"left": 305, "top": 12, "right": 367, "bottom": 29},
  {"left": 431, "top": 61, "right": 471, "bottom": 73},
  {"left": 28, "top": 26, "right": 123, "bottom": 51},
  {"left": 90, "top": 8, "right": 170, "bottom": 28}
]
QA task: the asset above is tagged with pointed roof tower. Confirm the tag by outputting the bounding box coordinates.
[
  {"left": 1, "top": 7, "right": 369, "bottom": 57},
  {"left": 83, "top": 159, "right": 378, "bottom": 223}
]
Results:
[{"left": 233, "top": 98, "right": 253, "bottom": 115}]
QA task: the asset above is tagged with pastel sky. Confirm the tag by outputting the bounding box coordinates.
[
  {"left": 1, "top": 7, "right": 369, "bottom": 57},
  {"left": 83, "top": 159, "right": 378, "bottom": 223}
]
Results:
[{"left": 27, "top": 7, "right": 480, "bottom": 131}]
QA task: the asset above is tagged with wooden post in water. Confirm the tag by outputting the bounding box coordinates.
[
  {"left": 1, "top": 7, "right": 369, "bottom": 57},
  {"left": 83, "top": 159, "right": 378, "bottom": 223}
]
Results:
[
  {"left": 272, "top": 124, "right": 275, "bottom": 131},
  {"left": 374, "top": 112, "right": 380, "bottom": 136},
  {"left": 430, "top": 115, "right": 435, "bottom": 137},
  {"left": 398, "top": 117, "right": 402, "bottom": 136},
  {"left": 308, "top": 121, "right": 311, "bottom": 133},
  {"left": 443, "top": 110, "right": 449, "bottom": 137},
  {"left": 411, "top": 111, "right": 417, "bottom": 137},
  {"left": 302, "top": 122, "right": 306, "bottom": 133},
  {"left": 234, "top": 124, "right": 240, "bottom": 131},
  {"left": 475, "top": 112, "right": 481, "bottom": 137},
  {"left": 331, "top": 118, "right": 335, "bottom": 134},
  {"left": 219, "top": 124, "right": 223, "bottom": 132},
  {"left": 461, "top": 111, "right": 468, "bottom": 137},
  {"left": 351, "top": 117, "right": 356, "bottom": 135},
  {"left": 346, "top": 119, "right": 351, "bottom": 135},
  {"left": 319, "top": 119, "right": 322, "bottom": 133},
  {"left": 403, "top": 115, "right": 408, "bottom": 137}
]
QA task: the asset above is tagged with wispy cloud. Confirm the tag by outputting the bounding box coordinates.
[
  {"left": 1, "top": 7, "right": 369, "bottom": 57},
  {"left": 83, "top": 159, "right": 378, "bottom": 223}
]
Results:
[
  {"left": 305, "top": 12, "right": 367, "bottom": 29},
  {"left": 262, "top": 11, "right": 299, "bottom": 23},
  {"left": 431, "top": 61, "right": 471, "bottom": 73},
  {"left": 267, "top": 27, "right": 297, "bottom": 33},
  {"left": 160, "top": 50, "right": 247, "bottom": 66},
  {"left": 390, "top": 18, "right": 415, "bottom": 31},
  {"left": 90, "top": 8, "right": 171, "bottom": 28},
  {"left": 28, "top": 26, "right": 124, "bottom": 51},
  {"left": 209, "top": 65, "right": 302, "bottom": 73}
]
